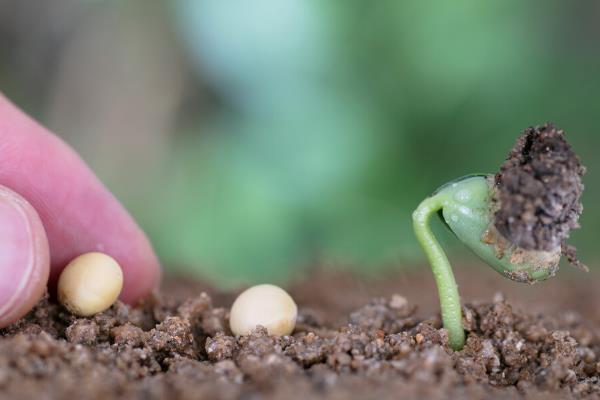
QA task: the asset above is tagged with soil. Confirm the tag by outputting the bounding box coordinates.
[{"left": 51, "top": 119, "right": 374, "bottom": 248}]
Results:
[
  {"left": 493, "top": 123, "right": 585, "bottom": 258},
  {"left": 2, "top": 266, "right": 600, "bottom": 399}
]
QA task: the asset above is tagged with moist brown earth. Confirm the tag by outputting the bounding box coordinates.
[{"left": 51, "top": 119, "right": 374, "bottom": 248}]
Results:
[
  {"left": 493, "top": 124, "right": 585, "bottom": 260},
  {"left": 1, "top": 267, "right": 600, "bottom": 400}
]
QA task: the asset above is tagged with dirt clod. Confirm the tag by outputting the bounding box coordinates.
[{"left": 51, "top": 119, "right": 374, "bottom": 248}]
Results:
[
  {"left": 494, "top": 124, "right": 586, "bottom": 268},
  {"left": 65, "top": 319, "right": 99, "bottom": 345}
]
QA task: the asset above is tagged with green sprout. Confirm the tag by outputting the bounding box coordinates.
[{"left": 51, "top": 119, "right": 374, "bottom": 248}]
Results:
[
  {"left": 412, "top": 175, "right": 557, "bottom": 350},
  {"left": 413, "top": 125, "right": 586, "bottom": 351}
]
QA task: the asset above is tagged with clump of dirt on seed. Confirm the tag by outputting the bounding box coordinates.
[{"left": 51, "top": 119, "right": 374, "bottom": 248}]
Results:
[
  {"left": 2, "top": 278, "right": 600, "bottom": 399},
  {"left": 493, "top": 124, "right": 586, "bottom": 267}
]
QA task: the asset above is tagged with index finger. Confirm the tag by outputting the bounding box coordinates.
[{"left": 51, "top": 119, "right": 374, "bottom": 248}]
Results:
[{"left": 0, "top": 94, "right": 161, "bottom": 303}]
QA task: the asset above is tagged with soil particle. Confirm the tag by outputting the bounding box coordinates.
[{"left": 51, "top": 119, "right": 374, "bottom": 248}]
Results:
[
  {"left": 562, "top": 243, "right": 590, "bottom": 272},
  {"left": 110, "top": 323, "right": 145, "bottom": 347},
  {"left": 2, "top": 273, "right": 600, "bottom": 399},
  {"left": 65, "top": 319, "right": 99, "bottom": 345},
  {"left": 177, "top": 292, "right": 212, "bottom": 322},
  {"left": 205, "top": 332, "right": 237, "bottom": 362},
  {"left": 201, "top": 307, "right": 230, "bottom": 336},
  {"left": 493, "top": 124, "right": 585, "bottom": 266},
  {"left": 147, "top": 316, "right": 198, "bottom": 359},
  {"left": 348, "top": 295, "right": 417, "bottom": 332}
]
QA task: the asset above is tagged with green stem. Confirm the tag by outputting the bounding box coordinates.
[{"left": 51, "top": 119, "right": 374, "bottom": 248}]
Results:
[{"left": 412, "top": 194, "right": 465, "bottom": 350}]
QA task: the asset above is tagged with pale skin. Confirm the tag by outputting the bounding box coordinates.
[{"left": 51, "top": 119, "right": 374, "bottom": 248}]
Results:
[{"left": 0, "top": 93, "right": 161, "bottom": 327}]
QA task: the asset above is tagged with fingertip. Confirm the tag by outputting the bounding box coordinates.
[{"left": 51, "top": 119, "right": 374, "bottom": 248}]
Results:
[
  {"left": 0, "top": 93, "right": 161, "bottom": 307},
  {"left": 115, "top": 234, "right": 162, "bottom": 304},
  {"left": 0, "top": 186, "right": 50, "bottom": 327}
]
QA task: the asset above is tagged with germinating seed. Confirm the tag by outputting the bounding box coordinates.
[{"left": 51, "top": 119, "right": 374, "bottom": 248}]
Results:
[
  {"left": 58, "top": 252, "right": 124, "bottom": 317},
  {"left": 229, "top": 284, "right": 297, "bottom": 336}
]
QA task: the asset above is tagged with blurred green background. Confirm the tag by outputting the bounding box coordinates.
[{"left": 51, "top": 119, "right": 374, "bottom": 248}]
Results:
[{"left": 1, "top": 0, "right": 598, "bottom": 286}]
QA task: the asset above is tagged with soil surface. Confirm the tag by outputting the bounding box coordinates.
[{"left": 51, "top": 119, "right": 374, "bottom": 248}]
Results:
[
  {"left": 1, "top": 266, "right": 600, "bottom": 400},
  {"left": 494, "top": 124, "right": 585, "bottom": 256}
]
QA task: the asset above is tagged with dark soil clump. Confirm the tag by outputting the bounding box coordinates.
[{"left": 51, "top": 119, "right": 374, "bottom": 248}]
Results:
[
  {"left": 494, "top": 124, "right": 585, "bottom": 260},
  {"left": 2, "top": 271, "right": 600, "bottom": 399}
]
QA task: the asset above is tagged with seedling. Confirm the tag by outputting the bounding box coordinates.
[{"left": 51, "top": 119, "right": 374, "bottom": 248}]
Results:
[{"left": 413, "top": 124, "right": 586, "bottom": 350}]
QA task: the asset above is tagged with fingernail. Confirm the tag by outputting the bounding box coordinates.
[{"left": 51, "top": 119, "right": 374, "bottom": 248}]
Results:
[{"left": 0, "top": 194, "right": 35, "bottom": 320}]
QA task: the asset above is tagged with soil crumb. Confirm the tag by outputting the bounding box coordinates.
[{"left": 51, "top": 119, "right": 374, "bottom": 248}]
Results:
[
  {"left": 2, "top": 271, "right": 600, "bottom": 399},
  {"left": 494, "top": 124, "right": 585, "bottom": 262}
]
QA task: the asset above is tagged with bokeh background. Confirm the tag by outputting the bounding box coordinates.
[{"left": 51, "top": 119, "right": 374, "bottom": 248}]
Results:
[{"left": 1, "top": 0, "right": 598, "bottom": 286}]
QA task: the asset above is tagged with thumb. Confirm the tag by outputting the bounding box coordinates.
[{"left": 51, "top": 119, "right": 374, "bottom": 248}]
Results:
[{"left": 0, "top": 186, "right": 50, "bottom": 327}]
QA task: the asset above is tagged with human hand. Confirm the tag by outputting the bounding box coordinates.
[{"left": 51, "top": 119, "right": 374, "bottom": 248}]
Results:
[{"left": 0, "top": 94, "right": 161, "bottom": 327}]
